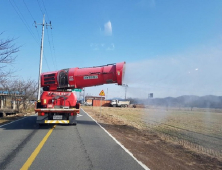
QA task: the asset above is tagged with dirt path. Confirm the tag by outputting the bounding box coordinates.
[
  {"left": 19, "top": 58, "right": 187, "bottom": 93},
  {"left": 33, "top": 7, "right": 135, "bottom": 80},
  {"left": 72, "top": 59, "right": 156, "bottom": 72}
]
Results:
[{"left": 83, "top": 107, "right": 222, "bottom": 170}]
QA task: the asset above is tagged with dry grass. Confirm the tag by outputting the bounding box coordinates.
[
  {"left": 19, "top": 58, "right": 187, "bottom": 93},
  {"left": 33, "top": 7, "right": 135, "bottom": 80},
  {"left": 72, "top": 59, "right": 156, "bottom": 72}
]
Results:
[
  {"left": 82, "top": 106, "right": 222, "bottom": 134},
  {"left": 0, "top": 106, "right": 35, "bottom": 126},
  {"left": 82, "top": 106, "right": 147, "bottom": 129},
  {"left": 82, "top": 106, "right": 222, "bottom": 159},
  {"left": 0, "top": 115, "right": 24, "bottom": 125},
  {"left": 146, "top": 108, "right": 222, "bottom": 135}
]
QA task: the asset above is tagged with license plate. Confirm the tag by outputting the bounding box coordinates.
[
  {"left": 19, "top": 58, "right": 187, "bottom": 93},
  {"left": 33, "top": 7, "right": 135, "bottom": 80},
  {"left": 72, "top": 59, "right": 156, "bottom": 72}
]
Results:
[{"left": 53, "top": 115, "right": 63, "bottom": 120}]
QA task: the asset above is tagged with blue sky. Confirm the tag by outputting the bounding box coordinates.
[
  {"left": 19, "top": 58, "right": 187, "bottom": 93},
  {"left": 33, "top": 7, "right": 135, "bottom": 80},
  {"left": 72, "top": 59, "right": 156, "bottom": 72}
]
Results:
[{"left": 1, "top": 0, "right": 222, "bottom": 98}]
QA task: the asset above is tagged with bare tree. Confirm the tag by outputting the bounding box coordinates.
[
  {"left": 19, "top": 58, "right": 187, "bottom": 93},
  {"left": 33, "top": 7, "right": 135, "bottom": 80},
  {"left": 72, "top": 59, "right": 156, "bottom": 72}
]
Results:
[
  {"left": 1, "top": 79, "right": 38, "bottom": 112},
  {"left": 0, "top": 32, "right": 20, "bottom": 83},
  {"left": 19, "top": 79, "right": 38, "bottom": 111}
]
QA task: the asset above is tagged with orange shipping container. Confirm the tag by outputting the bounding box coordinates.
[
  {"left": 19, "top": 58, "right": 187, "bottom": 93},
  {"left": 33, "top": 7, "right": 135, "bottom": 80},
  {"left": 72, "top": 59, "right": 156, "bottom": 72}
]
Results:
[{"left": 92, "top": 100, "right": 111, "bottom": 107}]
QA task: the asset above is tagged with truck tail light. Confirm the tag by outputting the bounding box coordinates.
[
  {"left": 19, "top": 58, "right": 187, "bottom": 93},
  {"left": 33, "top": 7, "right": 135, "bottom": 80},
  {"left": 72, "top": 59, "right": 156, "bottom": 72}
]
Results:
[
  {"left": 70, "top": 113, "right": 74, "bottom": 116},
  {"left": 41, "top": 112, "right": 45, "bottom": 116}
]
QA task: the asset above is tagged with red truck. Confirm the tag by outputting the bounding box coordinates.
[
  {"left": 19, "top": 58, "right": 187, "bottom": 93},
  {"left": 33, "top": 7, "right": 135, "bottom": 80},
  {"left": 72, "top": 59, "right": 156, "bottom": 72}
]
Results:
[{"left": 35, "top": 62, "right": 125, "bottom": 125}]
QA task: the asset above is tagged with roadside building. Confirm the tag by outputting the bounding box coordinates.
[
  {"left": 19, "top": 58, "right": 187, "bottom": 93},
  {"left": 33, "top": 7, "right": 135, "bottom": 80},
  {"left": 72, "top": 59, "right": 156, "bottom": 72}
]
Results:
[{"left": 85, "top": 96, "right": 105, "bottom": 105}]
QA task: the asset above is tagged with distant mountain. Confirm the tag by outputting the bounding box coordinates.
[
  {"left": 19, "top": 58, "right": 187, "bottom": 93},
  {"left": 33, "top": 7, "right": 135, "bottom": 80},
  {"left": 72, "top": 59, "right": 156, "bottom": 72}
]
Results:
[
  {"left": 128, "top": 95, "right": 222, "bottom": 109},
  {"left": 108, "top": 97, "right": 123, "bottom": 100}
]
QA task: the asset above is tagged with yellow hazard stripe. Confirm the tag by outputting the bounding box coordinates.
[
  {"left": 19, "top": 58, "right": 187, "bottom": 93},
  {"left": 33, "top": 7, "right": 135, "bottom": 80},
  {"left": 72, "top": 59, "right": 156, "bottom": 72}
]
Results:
[{"left": 44, "top": 120, "right": 69, "bottom": 124}]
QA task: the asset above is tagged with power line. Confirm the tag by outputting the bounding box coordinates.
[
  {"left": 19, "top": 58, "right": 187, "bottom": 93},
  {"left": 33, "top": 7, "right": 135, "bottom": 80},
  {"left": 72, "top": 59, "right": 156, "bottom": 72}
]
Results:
[
  {"left": 50, "top": 29, "right": 58, "bottom": 69},
  {"left": 35, "top": 15, "right": 52, "bottom": 72},
  {"left": 41, "top": 0, "right": 50, "bottom": 21},
  {"left": 46, "top": 28, "right": 56, "bottom": 70},
  {"left": 36, "top": 0, "right": 44, "bottom": 16},
  {"left": 12, "top": 0, "right": 38, "bottom": 42},
  {"left": 35, "top": 0, "right": 57, "bottom": 70},
  {"left": 35, "top": 18, "right": 55, "bottom": 72},
  {"left": 11, "top": 0, "right": 56, "bottom": 72},
  {"left": 22, "top": 0, "right": 52, "bottom": 72},
  {"left": 23, "top": 0, "right": 35, "bottom": 21},
  {"left": 9, "top": 0, "right": 39, "bottom": 44},
  {"left": 22, "top": 0, "right": 41, "bottom": 44},
  {"left": 39, "top": 0, "right": 57, "bottom": 70},
  {"left": 35, "top": 26, "right": 41, "bottom": 41},
  {"left": 43, "top": 53, "right": 51, "bottom": 71}
]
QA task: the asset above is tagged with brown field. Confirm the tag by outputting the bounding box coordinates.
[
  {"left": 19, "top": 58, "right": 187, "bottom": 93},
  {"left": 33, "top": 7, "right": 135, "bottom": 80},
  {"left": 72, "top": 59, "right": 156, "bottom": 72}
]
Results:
[
  {"left": 82, "top": 106, "right": 222, "bottom": 170},
  {"left": 142, "top": 107, "right": 222, "bottom": 154}
]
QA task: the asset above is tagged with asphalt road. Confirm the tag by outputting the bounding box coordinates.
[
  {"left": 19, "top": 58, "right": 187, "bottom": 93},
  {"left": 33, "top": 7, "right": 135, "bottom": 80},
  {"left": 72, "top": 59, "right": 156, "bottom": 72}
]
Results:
[{"left": 0, "top": 109, "right": 146, "bottom": 170}]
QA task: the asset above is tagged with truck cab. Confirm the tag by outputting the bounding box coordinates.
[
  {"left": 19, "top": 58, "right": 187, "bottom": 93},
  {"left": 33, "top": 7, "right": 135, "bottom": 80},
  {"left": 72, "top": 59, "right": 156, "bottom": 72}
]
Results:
[
  {"left": 110, "top": 99, "right": 130, "bottom": 108},
  {"left": 111, "top": 100, "right": 118, "bottom": 107}
]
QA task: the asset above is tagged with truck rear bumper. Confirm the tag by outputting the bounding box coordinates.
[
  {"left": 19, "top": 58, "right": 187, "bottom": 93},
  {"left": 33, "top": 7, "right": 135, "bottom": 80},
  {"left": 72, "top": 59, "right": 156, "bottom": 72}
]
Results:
[
  {"left": 37, "top": 115, "right": 77, "bottom": 125},
  {"left": 35, "top": 108, "right": 79, "bottom": 113},
  {"left": 44, "top": 120, "right": 69, "bottom": 124}
]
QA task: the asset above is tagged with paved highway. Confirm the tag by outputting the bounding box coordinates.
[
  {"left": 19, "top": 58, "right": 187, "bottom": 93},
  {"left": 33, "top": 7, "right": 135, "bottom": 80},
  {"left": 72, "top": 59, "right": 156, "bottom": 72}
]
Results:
[{"left": 0, "top": 109, "right": 147, "bottom": 170}]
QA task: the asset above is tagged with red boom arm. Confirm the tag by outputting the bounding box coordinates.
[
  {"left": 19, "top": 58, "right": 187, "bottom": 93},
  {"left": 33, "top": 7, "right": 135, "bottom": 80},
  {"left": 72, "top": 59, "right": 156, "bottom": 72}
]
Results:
[{"left": 41, "top": 62, "right": 125, "bottom": 91}]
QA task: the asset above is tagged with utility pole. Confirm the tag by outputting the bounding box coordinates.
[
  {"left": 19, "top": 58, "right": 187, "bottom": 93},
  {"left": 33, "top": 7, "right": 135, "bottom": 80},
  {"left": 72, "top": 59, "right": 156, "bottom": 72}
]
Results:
[
  {"left": 83, "top": 88, "right": 85, "bottom": 103},
  {"left": 35, "top": 15, "right": 52, "bottom": 101},
  {"left": 122, "top": 84, "right": 128, "bottom": 100},
  {"left": 106, "top": 88, "right": 108, "bottom": 100}
]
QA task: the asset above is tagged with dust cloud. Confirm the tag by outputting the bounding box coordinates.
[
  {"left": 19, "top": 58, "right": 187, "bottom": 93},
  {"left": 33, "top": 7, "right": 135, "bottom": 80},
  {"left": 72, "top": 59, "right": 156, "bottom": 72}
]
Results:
[{"left": 123, "top": 46, "right": 222, "bottom": 98}]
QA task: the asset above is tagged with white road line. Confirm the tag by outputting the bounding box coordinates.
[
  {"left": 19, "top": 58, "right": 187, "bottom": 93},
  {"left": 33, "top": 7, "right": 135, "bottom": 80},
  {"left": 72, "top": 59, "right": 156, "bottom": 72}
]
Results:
[
  {"left": 81, "top": 108, "right": 150, "bottom": 170},
  {"left": 0, "top": 117, "right": 28, "bottom": 128},
  {"left": 77, "top": 114, "right": 83, "bottom": 117}
]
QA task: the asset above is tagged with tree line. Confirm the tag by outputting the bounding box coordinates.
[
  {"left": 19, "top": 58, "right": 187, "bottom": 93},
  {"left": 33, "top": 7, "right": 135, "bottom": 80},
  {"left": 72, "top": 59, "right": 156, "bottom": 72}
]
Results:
[{"left": 0, "top": 32, "right": 38, "bottom": 112}]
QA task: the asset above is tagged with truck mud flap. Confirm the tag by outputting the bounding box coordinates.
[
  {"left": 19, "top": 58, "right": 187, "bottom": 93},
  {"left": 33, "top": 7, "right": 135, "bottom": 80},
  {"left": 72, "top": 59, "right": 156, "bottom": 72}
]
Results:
[
  {"left": 69, "top": 115, "right": 77, "bottom": 125},
  {"left": 36, "top": 115, "right": 48, "bottom": 124}
]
